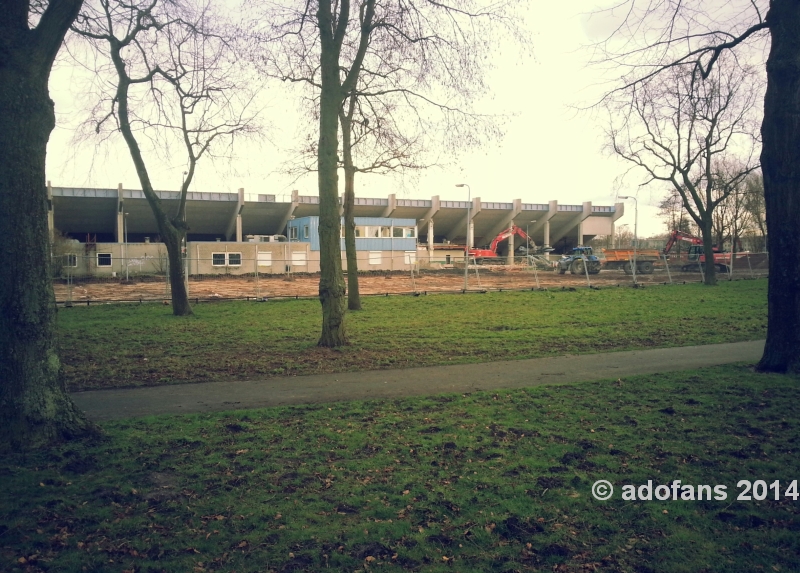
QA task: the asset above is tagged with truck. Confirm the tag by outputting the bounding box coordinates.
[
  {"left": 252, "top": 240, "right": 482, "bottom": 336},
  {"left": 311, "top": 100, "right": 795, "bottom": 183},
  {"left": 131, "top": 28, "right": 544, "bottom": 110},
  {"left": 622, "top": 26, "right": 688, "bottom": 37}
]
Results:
[
  {"left": 662, "top": 230, "right": 749, "bottom": 272},
  {"left": 601, "top": 248, "right": 661, "bottom": 274},
  {"left": 556, "top": 246, "right": 602, "bottom": 275}
]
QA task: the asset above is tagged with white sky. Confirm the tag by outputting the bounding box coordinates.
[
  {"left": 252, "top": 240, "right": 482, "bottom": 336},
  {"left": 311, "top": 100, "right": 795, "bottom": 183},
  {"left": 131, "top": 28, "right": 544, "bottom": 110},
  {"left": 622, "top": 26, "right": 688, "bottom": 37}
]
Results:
[{"left": 46, "top": 2, "right": 691, "bottom": 238}]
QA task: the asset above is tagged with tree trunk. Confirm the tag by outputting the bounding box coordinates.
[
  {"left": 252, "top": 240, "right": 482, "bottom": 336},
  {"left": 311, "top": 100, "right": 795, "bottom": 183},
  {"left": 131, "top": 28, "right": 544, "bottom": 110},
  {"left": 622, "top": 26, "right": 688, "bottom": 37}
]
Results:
[
  {"left": 0, "top": 10, "right": 97, "bottom": 451},
  {"left": 758, "top": 0, "right": 800, "bottom": 373},
  {"left": 111, "top": 43, "right": 193, "bottom": 317},
  {"left": 699, "top": 218, "right": 717, "bottom": 285},
  {"left": 316, "top": 0, "right": 348, "bottom": 346},
  {"left": 340, "top": 112, "right": 362, "bottom": 311},
  {"left": 162, "top": 227, "right": 192, "bottom": 316}
]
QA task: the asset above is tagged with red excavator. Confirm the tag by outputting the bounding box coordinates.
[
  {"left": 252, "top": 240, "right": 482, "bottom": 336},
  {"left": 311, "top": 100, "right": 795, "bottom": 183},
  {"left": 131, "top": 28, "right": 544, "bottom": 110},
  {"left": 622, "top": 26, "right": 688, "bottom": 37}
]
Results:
[
  {"left": 663, "top": 230, "right": 747, "bottom": 272},
  {"left": 467, "top": 225, "right": 536, "bottom": 263}
]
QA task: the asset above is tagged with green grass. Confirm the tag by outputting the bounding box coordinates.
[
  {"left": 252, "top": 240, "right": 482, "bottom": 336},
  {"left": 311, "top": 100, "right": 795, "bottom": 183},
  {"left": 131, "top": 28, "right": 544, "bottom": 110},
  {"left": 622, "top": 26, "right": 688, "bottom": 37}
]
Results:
[
  {"left": 58, "top": 279, "right": 767, "bottom": 390},
  {"left": 2, "top": 364, "right": 798, "bottom": 572}
]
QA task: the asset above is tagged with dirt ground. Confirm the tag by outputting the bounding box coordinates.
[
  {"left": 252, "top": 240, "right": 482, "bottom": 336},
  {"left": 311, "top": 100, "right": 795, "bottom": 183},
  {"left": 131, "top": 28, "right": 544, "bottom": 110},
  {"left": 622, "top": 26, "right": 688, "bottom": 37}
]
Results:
[{"left": 53, "top": 260, "right": 769, "bottom": 304}]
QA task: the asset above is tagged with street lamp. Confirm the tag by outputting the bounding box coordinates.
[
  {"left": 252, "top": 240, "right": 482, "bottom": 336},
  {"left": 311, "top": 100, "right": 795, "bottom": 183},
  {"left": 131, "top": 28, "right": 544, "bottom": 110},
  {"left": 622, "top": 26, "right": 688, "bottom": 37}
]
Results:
[
  {"left": 455, "top": 183, "right": 471, "bottom": 291},
  {"left": 618, "top": 196, "right": 638, "bottom": 284}
]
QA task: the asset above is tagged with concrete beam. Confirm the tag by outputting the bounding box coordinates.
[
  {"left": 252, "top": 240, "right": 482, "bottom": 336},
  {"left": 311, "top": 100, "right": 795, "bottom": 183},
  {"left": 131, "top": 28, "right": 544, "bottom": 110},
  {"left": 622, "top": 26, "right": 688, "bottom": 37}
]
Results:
[
  {"left": 528, "top": 200, "right": 558, "bottom": 248},
  {"left": 551, "top": 201, "right": 592, "bottom": 246},
  {"left": 381, "top": 193, "right": 397, "bottom": 218},
  {"left": 225, "top": 188, "right": 245, "bottom": 241},
  {"left": 277, "top": 190, "right": 299, "bottom": 236},
  {"left": 418, "top": 195, "right": 440, "bottom": 236},
  {"left": 482, "top": 199, "right": 522, "bottom": 247},
  {"left": 445, "top": 197, "right": 480, "bottom": 243}
]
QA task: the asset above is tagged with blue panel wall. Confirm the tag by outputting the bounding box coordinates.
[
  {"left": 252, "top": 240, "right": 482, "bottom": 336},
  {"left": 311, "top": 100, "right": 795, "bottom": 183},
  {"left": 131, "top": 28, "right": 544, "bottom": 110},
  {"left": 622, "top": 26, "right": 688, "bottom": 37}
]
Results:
[{"left": 288, "top": 216, "right": 417, "bottom": 251}]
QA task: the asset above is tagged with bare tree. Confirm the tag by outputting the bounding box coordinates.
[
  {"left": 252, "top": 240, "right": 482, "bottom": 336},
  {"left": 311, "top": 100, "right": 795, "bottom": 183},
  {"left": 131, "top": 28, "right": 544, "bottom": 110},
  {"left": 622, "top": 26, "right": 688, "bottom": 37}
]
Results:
[
  {"left": 590, "top": 0, "right": 800, "bottom": 372},
  {"left": 1, "top": 0, "right": 100, "bottom": 451},
  {"left": 604, "top": 58, "right": 760, "bottom": 284},
  {"left": 73, "top": 0, "right": 259, "bottom": 316},
  {"left": 657, "top": 187, "right": 694, "bottom": 254},
  {"left": 261, "top": 0, "right": 520, "bottom": 328},
  {"left": 710, "top": 159, "right": 754, "bottom": 252}
]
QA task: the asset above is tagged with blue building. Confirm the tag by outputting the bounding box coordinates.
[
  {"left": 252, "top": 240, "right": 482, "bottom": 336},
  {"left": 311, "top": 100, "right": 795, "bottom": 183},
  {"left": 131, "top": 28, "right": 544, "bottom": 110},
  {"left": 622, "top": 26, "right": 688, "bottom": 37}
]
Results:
[{"left": 287, "top": 216, "right": 418, "bottom": 252}]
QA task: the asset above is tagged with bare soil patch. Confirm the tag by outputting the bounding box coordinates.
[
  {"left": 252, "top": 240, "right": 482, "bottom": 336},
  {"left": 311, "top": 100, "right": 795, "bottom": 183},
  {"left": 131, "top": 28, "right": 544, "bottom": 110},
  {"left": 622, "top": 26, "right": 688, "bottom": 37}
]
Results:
[{"left": 53, "top": 265, "right": 767, "bottom": 304}]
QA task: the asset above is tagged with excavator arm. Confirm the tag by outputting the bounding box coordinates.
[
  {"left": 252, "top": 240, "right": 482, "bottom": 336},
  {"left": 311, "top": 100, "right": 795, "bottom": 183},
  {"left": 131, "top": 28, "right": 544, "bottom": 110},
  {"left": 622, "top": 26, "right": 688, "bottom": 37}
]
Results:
[
  {"left": 663, "top": 230, "right": 703, "bottom": 254},
  {"left": 488, "top": 225, "right": 534, "bottom": 253}
]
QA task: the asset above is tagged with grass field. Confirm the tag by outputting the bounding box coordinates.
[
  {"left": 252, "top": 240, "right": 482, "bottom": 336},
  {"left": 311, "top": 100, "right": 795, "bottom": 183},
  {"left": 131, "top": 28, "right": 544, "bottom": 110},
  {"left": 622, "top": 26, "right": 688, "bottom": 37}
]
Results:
[
  {"left": 2, "top": 364, "right": 798, "bottom": 573},
  {"left": 57, "top": 279, "right": 767, "bottom": 391}
]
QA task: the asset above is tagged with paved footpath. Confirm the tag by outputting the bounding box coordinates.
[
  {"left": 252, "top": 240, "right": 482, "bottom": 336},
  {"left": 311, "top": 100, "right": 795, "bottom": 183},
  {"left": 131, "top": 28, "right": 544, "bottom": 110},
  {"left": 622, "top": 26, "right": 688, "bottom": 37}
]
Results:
[{"left": 71, "top": 340, "right": 765, "bottom": 421}]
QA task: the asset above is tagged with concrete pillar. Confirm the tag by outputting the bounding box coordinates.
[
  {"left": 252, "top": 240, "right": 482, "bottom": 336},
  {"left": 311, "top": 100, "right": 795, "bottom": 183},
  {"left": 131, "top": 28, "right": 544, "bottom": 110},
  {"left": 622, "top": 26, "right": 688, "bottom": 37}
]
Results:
[
  {"left": 543, "top": 220, "right": 550, "bottom": 249},
  {"left": 529, "top": 200, "right": 558, "bottom": 249},
  {"left": 278, "top": 190, "right": 299, "bottom": 236},
  {"left": 483, "top": 199, "right": 522, "bottom": 245},
  {"left": 226, "top": 188, "right": 245, "bottom": 242},
  {"left": 546, "top": 200, "right": 557, "bottom": 248},
  {"left": 469, "top": 220, "right": 475, "bottom": 248},
  {"left": 418, "top": 195, "right": 440, "bottom": 236},
  {"left": 116, "top": 183, "right": 124, "bottom": 243},
  {"left": 469, "top": 197, "right": 480, "bottom": 247},
  {"left": 507, "top": 231, "right": 514, "bottom": 265},
  {"left": 382, "top": 193, "right": 397, "bottom": 218},
  {"left": 427, "top": 219, "right": 434, "bottom": 252},
  {"left": 611, "top": 202, "right": 625, "bottom": 247}
]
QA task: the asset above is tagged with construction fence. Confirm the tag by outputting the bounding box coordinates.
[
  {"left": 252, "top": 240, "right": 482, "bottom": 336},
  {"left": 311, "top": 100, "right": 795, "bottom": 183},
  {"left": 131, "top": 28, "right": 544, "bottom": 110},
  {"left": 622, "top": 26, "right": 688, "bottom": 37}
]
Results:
[{"left": 50, "top": 252, "right": 770, "bottom": 305}]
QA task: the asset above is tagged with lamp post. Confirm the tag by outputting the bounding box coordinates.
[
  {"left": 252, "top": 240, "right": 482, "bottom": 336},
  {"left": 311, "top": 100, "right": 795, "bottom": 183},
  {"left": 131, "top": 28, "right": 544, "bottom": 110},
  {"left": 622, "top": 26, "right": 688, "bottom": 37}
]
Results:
[
  {"left": 618, "top": 196, "right": 638, "bottom": 284},
  {"left": 124, "top": 212, "right": 129, "bottom": 281},
  {"left": 455, "top": 183, "right": 471, "bottom": 291}
]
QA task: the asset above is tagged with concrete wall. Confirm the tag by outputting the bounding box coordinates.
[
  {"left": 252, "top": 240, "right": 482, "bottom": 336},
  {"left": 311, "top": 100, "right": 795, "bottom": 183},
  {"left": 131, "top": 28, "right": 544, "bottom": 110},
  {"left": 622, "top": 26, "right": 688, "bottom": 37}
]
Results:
[{"left": 189, "top": 241, "right": 311, "bottom": 275}]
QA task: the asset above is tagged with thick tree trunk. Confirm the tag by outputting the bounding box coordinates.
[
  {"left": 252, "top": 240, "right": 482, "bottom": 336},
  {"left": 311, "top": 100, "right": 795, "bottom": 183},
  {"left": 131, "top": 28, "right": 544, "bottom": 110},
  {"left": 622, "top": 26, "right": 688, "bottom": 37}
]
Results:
[
  {"left": 699, "top": 218, "right": 717, "bottom": 286},
  {"left": 340, "top": 113, "right": 362, "bottom": 311},
  {"left": 758, "top": 0, "right": 800, "bottom": 373},
  {"left": 0, "top": 21, "right": 97, "bottom": 451},
  {"left": 317, "top": 0, "right": 348, "bottom": 347},
  {"left": 162, "top": 227, "right": 192, "bottom": 316}
]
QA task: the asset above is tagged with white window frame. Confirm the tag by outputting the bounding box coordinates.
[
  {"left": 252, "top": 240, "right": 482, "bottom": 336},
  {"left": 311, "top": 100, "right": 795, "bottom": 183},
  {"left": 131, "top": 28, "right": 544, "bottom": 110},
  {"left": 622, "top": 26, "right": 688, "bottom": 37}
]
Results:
[
  {"left": 64, "top": 254, "right": 78, "bottom": 267},
  {"left": 291, "top": 251, "right": 307, "bottom": 265},
  {"left": 212, "top": 252, "right": 241, "bottom": 267},
  {"left": 369, "top": 251, "right": 382, "bottom": 265},
  {"left": 257, "top": 251, "right": 272, "bottom": 267},
  {"left": 392, "top": 226, "right": 404, "bottom": 238},
  {"left": 404, "top": 251, "right": 417, "bottom": 264},
  {"left": 97, "top": 253, "right": 112, "bottom": 267},
  {"left": 288, "top": 226, "right": 299, "bottom": 240},
  {"left": 303, "top": 225, "right": 310, "bottom": 239},
  {"left": 355, "top": 226, "right": 368, "bottom": 238}
]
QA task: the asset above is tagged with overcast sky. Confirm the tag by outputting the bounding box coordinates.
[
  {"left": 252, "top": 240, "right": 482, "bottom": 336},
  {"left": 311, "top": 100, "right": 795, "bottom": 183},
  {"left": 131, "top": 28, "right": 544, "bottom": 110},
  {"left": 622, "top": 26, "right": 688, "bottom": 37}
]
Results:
[{"left": 46, "top": 1, "right": 709, "bottom": 238}]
